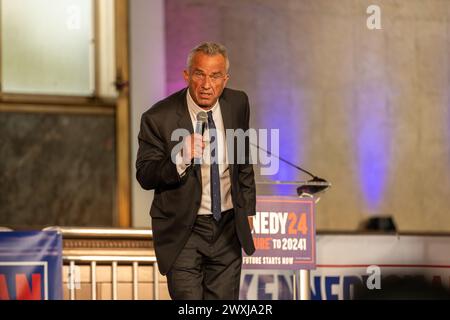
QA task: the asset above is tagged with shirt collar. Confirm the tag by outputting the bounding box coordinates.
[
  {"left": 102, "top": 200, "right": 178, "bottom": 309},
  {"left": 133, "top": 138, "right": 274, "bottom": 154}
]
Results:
[{"left": 186, "top": 89, "right": 220, "bottom": 116}]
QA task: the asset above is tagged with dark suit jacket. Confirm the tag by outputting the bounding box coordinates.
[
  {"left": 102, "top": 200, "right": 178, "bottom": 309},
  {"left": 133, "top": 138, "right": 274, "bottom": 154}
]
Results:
[{"left": 136, "top": 87, "right": 256, "bottom": 275}]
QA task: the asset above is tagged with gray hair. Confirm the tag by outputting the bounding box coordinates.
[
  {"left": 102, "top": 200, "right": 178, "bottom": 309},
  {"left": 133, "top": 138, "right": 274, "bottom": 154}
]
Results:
[{"left": 186, "top": 42, "right": 230, "bottom": 72}]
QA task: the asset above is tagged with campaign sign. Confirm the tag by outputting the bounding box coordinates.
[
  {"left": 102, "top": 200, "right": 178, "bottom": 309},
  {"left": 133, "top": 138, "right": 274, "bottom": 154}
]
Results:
[
  {"left": 0, "top": 231, "right": 62, "bottom": 300},
  {"left": 239, "top": 269, "right": 296, "bottom": 300},
  {"left": 243, "top": 196, "right": 316, "bottom": 270}
]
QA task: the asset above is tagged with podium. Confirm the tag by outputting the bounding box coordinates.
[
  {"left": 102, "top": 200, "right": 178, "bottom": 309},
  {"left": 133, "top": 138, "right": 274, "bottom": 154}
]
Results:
[{"left": 242, "top": 180, "right": 330, "bottom": 300}]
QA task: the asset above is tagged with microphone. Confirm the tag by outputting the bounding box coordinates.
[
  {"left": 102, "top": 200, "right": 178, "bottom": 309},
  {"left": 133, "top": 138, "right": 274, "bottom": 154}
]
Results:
[
  {"left": 195, "top": 111, "right": 208, "bottom": 135},
  {"left": 249, "top": 142, "right": 331, "bottom": 196},
  {"left": 193, "top": 111, "right": 208, "bottom": 164}
]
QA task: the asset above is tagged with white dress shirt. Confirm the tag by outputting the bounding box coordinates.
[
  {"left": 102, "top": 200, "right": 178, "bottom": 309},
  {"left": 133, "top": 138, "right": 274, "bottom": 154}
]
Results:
[{"left": 176, "top": 90, "right": 233, "bottom": 215}]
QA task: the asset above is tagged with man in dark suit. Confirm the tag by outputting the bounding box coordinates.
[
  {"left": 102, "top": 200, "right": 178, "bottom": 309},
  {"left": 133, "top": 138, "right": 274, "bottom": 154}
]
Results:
[{"left": 136, "top": 42, "right": 255, "bottom": 300}]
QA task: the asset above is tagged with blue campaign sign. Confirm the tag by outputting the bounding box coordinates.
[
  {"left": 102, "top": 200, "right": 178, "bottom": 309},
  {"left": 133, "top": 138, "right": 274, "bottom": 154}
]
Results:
[
  {"left": 240, "top": 270, "right": 295, "bottom": 300},
  {"left": 0, "top": 231, "right": 62, "bottom": 300}
]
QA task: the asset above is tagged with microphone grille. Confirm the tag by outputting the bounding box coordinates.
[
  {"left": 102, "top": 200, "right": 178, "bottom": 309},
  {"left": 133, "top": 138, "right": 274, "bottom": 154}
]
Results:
[{"left": 196, "top": 111, "right": 208, "bottom": 122}]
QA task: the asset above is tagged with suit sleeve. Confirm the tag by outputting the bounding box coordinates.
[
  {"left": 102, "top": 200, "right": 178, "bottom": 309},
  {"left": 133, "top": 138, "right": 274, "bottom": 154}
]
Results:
[
  {"left": 238, "top": 94, "right": 257, "bottom": 216},
  {"left": 136, "top": 112, "right": 181, "bottom": 190}
]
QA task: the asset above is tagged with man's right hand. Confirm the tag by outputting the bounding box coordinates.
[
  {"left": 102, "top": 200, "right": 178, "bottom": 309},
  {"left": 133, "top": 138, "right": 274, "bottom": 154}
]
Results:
[{"left": 181, "top": 133, "right": 205, "bottom": 164}]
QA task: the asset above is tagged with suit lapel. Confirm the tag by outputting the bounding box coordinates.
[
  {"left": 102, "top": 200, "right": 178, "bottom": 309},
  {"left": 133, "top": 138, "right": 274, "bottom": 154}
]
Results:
[
  {"left": 176, "top": 88, "right": 194, "bottom": 134},
  {"left": 219, "top": 94, "right": 235, "bottom": 182},
  {"left": 219, "top": 95, "right": 234, "bottom": 131}
]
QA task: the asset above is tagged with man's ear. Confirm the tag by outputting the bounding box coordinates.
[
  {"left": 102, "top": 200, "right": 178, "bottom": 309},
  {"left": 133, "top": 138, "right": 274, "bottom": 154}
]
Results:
[
  {"left": 183, "top": 70, "right": 189, "bottom": 83},
  {"left": 223, "top": 74, "right": 230, "bottom": 86}
]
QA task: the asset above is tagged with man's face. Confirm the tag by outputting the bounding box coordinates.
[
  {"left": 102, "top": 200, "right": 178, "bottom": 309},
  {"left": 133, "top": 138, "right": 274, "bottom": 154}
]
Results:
[{"left": 184, "top": 53, "right": 229, "bottom": 108}]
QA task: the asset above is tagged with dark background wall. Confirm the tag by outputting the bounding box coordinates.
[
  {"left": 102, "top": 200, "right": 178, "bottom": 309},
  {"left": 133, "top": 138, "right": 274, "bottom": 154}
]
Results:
[{"left": 0, "top": 111, "right": 116, "bottom": 227}]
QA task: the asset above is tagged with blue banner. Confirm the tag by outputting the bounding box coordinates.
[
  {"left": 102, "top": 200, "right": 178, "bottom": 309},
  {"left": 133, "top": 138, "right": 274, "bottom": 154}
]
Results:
[{"left": 0, "top": 231, "right": 62, "bottom": 300}]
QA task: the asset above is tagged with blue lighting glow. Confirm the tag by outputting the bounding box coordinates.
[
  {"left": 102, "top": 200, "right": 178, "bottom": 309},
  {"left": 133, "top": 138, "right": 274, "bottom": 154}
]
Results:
[
  {"left": 356, "top": 95, "right": 390, "bottom": 213},
  {"left": 257, "top": 75, "right": 305, "bottom": 196}
]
